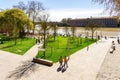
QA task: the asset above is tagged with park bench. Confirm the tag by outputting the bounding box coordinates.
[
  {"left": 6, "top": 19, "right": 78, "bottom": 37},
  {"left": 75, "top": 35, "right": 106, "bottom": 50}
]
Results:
[{"left": 32, "top": 58, "right": 53, "bottom": 66}]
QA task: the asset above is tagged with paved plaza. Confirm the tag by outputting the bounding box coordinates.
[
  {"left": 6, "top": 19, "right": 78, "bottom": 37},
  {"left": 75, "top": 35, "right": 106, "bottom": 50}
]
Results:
[
  {"left": 96, "top": 38, "right": 120, "bottom": 80},
  {"left": 0, "top": 38, "right": 119, "bottom": 80}
]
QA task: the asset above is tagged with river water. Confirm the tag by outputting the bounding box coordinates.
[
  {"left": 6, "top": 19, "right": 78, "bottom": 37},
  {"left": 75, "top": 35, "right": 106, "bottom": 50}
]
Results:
[
  {"left": 34, "top": 26, "right": 120, "bottom": 38},
  {"left": 55, "top": 27, "right": 120, "bottom": 38}
]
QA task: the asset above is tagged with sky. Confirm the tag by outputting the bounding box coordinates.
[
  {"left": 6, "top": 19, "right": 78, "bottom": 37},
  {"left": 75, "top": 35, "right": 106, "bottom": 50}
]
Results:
[{"left": 0, "top": 0, "right": 109, "bottom": 21}]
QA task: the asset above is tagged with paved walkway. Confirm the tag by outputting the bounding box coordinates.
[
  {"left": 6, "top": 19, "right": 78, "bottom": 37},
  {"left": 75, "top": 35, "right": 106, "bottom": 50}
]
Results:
[
  {"left": 0, "top": 38, "right": 116, "bottom": 80},
  {"left": 0, "top": 43, "right": 42, "bottom": 80},
  {"left": 96, "top": 39, "right": 120, "bottom": 80},
  {"left": 23, "top": 43, "right": 43, "bottom": 60}
]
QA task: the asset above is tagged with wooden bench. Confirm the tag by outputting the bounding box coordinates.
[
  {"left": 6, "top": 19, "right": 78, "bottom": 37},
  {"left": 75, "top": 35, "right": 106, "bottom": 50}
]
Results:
[{"left": 32, "top": 58, "right": 53, "bottom": 66}]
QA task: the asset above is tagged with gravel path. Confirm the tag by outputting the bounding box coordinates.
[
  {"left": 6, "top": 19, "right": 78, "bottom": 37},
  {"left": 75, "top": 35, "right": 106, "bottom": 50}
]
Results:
[{"left": 96, "top": 39, "right": 120, "bottom": 80}]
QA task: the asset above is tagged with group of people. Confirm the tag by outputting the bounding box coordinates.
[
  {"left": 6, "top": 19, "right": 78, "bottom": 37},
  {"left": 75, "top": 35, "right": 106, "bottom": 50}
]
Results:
[
  {"left": 97, "top": 35, "right": 108, "bottom": 40},
  {"left": 111, "top": 37, "right": 120, "bottom": 51},
  {"left": 59, "top": 56, "right": 69, "bottom": 69},
  {"left": 35, "top": 36, "right": 44, "bottom": 44}
]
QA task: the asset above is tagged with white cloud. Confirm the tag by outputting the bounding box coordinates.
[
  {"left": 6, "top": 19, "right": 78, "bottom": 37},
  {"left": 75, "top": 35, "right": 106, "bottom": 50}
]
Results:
[{"left": 48, "top": 8, "right": 109, "bottom": 21}]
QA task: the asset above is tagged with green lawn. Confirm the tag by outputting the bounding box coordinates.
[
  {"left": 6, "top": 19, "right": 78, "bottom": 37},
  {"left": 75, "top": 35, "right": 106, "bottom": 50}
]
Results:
[
  {"left": 0, "top": 38, "right": 36, "bottom": 55},
  {"left": 36, "top": 36, "right": 96, "bottom": 63}
]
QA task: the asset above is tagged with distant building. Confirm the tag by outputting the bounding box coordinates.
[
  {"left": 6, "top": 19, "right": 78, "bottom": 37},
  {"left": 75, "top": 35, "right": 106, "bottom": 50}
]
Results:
[{"left": 69, "top": 17, "right": 118, "bottom": 27}]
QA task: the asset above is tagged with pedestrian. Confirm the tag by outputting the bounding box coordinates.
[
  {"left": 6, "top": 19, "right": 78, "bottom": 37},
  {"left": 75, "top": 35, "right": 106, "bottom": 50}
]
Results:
[
  {"left": 112, "top": 44, "right": 115, "bottom": 50},
  {"left": 59, "top": 56, "right": 63, "bottom": 67},
  {"left": 112, "top": 41, "right": 115, "bottom": 45},
  {"left": 112, "top": 41, "right": 115, "bottom": 50},
  {"left": 98, "top": 35, "right": 100, "bottom": 40},
  {"left": 117, "top": 37, "right": 120, "bottom": 44},
  {"left": 105, "top": 36, "right": 107, "bottom": 40},
  {"left": 63, "top": 56, "right": 69, "bottom": 68}
]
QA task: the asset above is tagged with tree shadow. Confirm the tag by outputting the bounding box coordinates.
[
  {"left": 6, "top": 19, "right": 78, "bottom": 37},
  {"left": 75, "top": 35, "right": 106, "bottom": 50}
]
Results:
[
  {"left": 61, "top": 68, "right": 67, "bottom": 73},
  {"left": 57, "top": 66, "right": 63, "bottom": 72},
  {"left": 7, "top": 61, "right": 39, "bottom": 80}
]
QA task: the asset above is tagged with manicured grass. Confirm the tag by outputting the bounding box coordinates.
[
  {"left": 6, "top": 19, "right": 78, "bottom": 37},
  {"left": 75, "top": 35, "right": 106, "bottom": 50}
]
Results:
[
  {"left": 0, "top": 38, "right": 36, "bottom": 55},
  {"left": 36, "top": 36, "right": 96, "bottom": 63}
]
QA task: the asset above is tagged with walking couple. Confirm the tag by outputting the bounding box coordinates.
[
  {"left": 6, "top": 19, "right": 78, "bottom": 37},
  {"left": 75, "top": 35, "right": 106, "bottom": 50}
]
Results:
[{"left": 59, "top": 56, "right": 69, "bottom": 69}]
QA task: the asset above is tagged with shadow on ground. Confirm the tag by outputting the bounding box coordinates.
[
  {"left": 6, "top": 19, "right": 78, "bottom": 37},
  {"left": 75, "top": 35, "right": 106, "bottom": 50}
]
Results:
[
  {"left": 0, "top": 44, "right": 14, "bottom": 49},
  {"left": 7, "top": 61, "right": 39, "bottom": 80}
]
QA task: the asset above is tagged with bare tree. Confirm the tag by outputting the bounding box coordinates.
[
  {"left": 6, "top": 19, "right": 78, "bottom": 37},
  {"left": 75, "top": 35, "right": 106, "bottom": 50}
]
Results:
[
  {"left": 38, "top": 11, "right": 50, "bottom": 58},
  {"left": 64, "top": 26, "right": 68, "bottom": 36},
  {"left": 99, "top": 23, "right": 105, "bottom": 38},
  {"left": 85, "top": 18, "right": 99, "bottom": 40},
  {"left": 13, "top": 2, "right": 26, "bottom": 10},
  {"left": 13, "top": 1, "right": 45, "bottom": 34},
  {"left": 92, "top": 0, "right": 120, "bottom": 15},
  {"left": 71, "top": 26, "right": 76, "bottom": 38},
  {"left": 50, "top": 22, "right": 58, "bottom": 41}
]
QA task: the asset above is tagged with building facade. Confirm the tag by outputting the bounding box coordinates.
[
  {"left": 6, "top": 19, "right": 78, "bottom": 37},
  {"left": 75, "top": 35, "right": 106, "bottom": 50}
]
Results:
[{"left": 69, "top": 17, "right": 118, "bottom": 27}]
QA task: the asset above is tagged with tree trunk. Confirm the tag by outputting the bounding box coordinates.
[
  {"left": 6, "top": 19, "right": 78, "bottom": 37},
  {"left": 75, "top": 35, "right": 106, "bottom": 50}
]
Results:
[
  {"left": 14, "top": 37, "right": 17, "bottom": 45},
  {"left": 54, "top": 32, "right": 56, "bottom": 41},
  {"left": 80, "top": 36, "right": 82, "bottom": 45},
  {"left": 92, "top": 31, "right": 94, "bottom": 40},
  {"left": 43, "top": 30, "right": 46, "bottom": 58}
]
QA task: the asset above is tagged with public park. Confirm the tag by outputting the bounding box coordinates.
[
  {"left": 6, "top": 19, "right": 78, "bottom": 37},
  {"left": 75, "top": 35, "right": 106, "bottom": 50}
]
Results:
[{"left": 0, "top": 0, "right": 120, "bottom": 80}]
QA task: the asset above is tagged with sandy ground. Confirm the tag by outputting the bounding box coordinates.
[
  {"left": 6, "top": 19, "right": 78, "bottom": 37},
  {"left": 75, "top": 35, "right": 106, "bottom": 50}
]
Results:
[{"left": 96, "top": 39, "right": 120, "bottom": 80}]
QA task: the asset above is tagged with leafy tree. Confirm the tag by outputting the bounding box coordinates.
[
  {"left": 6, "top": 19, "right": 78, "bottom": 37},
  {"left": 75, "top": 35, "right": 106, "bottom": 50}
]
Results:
[
  {"left": 0, "top": 10, "right": 14, "bottom": 36},
  {"left": 0, "top": 8, "right": 33, "bottom": 45},
  {"left": 0, "top": 11, "right": 5, "bottom": 32}
]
